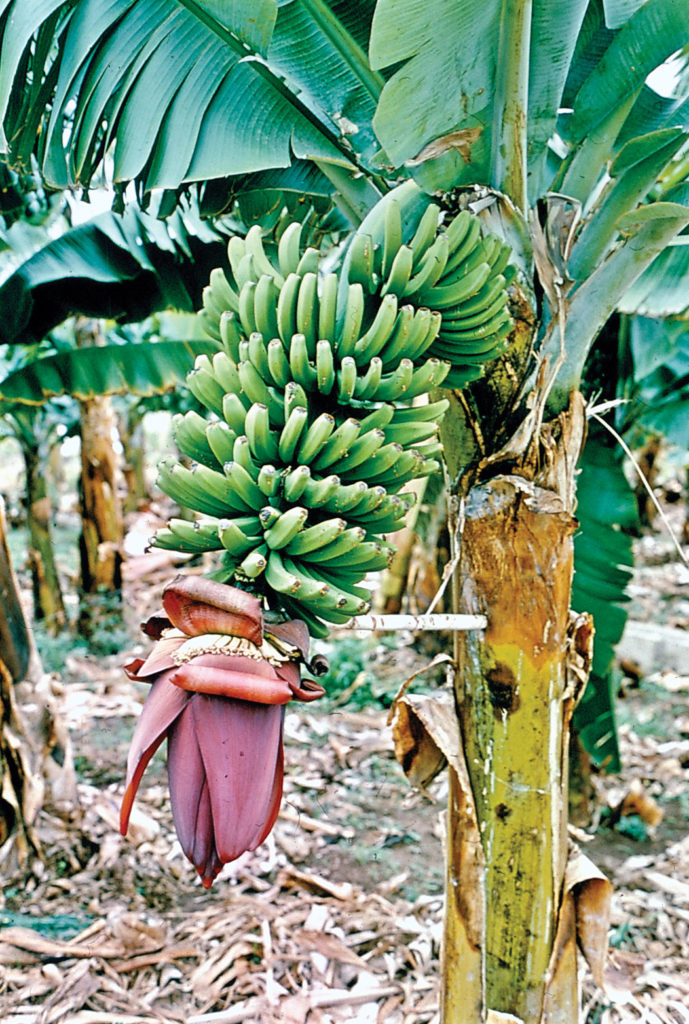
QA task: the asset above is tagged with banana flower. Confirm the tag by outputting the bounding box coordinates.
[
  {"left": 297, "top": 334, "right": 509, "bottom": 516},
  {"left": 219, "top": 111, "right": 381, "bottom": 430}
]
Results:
[{"left": 120, "top": 575, "right": 327, "bottom": 888}]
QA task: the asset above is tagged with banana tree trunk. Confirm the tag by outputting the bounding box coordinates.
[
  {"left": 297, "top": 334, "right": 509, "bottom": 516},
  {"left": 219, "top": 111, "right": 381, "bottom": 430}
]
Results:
[
  {"left": 439, "top": 394, "right": 602, "bottom": 1022},
  {"left": 117, "top": 404, "right": 148, "bottom": 515},
  {"left": 22, "top": 443, "right": 67, "bottom": 634},
  {"left": 75, "top": 319, "right": 123, "bottom": 636}
]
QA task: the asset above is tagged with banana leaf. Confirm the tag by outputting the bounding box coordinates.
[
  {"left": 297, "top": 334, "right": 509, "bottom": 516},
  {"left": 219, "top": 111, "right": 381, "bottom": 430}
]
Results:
[
  {"left": 572, "top": 433, "right": 638, "bottom": 772},
  {"left": 0, "top": 339, "right": 218, "bottom": 405}
]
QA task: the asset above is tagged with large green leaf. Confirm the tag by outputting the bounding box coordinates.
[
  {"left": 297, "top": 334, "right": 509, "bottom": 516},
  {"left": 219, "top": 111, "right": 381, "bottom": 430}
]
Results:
[
  {"left": 618, "top": 239, "right": 689, "bottom": 317},
  {"left": 572, "top": 434, "right": 637, "bottom": 773},
  {"left": 0, "top": 339, "right": 218, "bottom": 404},
  {"left": 0, "top": 0, "right": 384, "bottom": 202},
  {"left": 0, "top": 199, "right": 230, "bottom": 344}
]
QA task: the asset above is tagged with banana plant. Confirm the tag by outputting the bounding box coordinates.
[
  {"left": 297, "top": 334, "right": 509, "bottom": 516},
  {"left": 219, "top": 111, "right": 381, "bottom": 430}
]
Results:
[{"left": 3, "top": 3, "right": 689, "bottom": 1021}]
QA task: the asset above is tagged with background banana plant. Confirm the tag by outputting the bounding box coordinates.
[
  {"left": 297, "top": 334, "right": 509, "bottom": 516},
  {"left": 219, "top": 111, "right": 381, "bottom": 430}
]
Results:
[{"left": 2, "top": 2, "right": 689, "bottom": 1021}]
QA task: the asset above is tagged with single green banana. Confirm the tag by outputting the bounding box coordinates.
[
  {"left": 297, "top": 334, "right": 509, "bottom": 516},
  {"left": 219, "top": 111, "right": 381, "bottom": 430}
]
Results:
[
  {"left": 297, "top": 412, "right": 336, "bottom": 464},
  {"left": 259, "top": 505, "right": 282, "bottom": 529},
  {"left": 343, "top": 484, "right": 387, "bottom": 516},
  {"left": 301, "top": 473, "right": 341, "bottom": 508},
  {"left": 319, "top": 540, "right": 394, "bottom": 572},
  {"left": 329, "top": 428, "right": 386, "bottom": 477},
  {"left": 316, "top": 338, "right": 335, "bottom": 394},
  {"left": 239, "top": 545, "right": 268, "bottom": 579},
  {"left": 253, "top": 274, "right": 280, "bottom": 341},
  {"left": 227, "top": 235, "right": 246, "bottom": 280},
  {"left": 264, "top": 506, "right": 309, "bottom": 550},
  {"left": 322, "top": 480, "right": 368, "bottom": 513},
  {"left": 244, "top": 402, "right": 279, "bottom": 463},
  {"left": 235, "top": 252, "right": 258, "bottom": 292},
  {"left": 357, "top": 404, "right": 395, "bottom": 434},
  {"left": 338, "top": 282, "right": 365, "bottom": 358},
  {"left": 403, "top": 309, "right": 443, "bottom": 363},
  {"left": 383, "top": 420, "right": 441, "bottom": 447},
  {"left": 238, "top": 359, "right": 272, "bottom": 408},
  {"left": 218, "top": 518, "right": 263, "bottom": 557},
  {"left": 318, "top": 272, "right": 338, "bottom": 343},
  {"left": 353, "top": 357, "right": 383, "bottom": 401},
  {"left": 381, "top": 199, "right": 403, "bottom": 278},
  {"left": 245, "top": 332, "right": 271, "bottom": 381},
  {"left": 403, "top": 232, "right": 450, "bottom": 296},
  {"left": 238, "top": 280, "right": 258, "bottom": 336},
  {"left": 296, "top": 247, "right": 320, "bottom": 277},
  {"left": 187, "top": 364, "right": 226, "bottom": 419},
  {"left": 278, "top": 404, "right": 309, "bottom": 462},
  {"left": 277, "top": 272, "right": 300, "bottom": 346},
  {"left": 219, "top": 311, "right": 242, "bottom": 360},
  {"left": 368, "top": 359, "right": 414, "bottom": 402},
  {"left": 408, "top": 203, "right": 441, "bottom": 265},
  {"left": 347, "top": 232, "right": 376, "bottom": 293},
  {"left": 390, "top": 398, "right": 450, "bottom": 424},
  {"left": 257, "top": 464, "right": 280, "bottom": 497},
  {"left": 337, "top": 356, "right": 358, "bottom": 403},
  {"left": 420, "top": 261, "right": 493, "bottom": 311},
  {"left": 310, "top": 418, "right": 361, "bottom": 471},
  {"left": 353, "top": 293, "right": 398, "bottom": 363},
  {"left": 289, "top": 332, "right": 318, "bottom": 391},
  {"left": 283, "top": 464, "right": 311, "bottom": 502},
  {"left": 278, "top": 221, "right": 303, "bottom": 278},
  {"left": 266, "top": 337, "right": 291, "bottom": 388},
  {"left": 264, "top": 549, "right": 303, "bottom": 595},
  {"left": 381, "top": 244, "right": 414, "bottom": 298},
  {"left": 285, "top": 516, "right": 347, "bottom": 555},
  {"left": 296, "top": 273, "right": 319, "bottom": 357},
  {"left": 231, "top": 435, "right": 261, "bottom": 481},
  {"left": 375, "top": 304, "right": 415, "bottom": 369},
  {"left": 223, "top": 392, "right": 250, "bottom": 434},
  {"left": 205, "top": 420, "right": 238, "bottom": 467},
  {"left": 198, "top": 310, "right": 221, "bottom": 342},
  {"left": 284, "top": 380, "right": 308, "bottom": 419},
  {"left": 400, "top": 358, "right": 451, "bottom": 400},
  {"left": 244, "top": 224, "right": 283, "bottom": 286},
  {"left": 356, "top": 442, "right": 404, "bottom": 483}
]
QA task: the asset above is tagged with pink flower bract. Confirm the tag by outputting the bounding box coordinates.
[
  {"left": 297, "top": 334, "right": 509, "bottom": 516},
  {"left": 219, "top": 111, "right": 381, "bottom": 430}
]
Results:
[{"left": 120, "top": 576, "right": 325, "bottom": 888}]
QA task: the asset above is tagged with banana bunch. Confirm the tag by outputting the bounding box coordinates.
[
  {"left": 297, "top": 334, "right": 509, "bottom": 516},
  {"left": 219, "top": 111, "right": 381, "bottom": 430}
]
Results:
[
  {"left": 158, "top": 190, "right": 512, "bottom": 636},
  {"left": 343, "top": 186, "right": 515, "bottom": 389}
]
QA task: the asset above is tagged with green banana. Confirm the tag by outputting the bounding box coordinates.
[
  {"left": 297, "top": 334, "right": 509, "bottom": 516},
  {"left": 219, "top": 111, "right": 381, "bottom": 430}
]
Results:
[
  {"left": 321, "top": 480, "right": 368, "bottom": 513},
  {"left": 227, "top": 235, "right": 246, "bottom": 280},
  {"left": 296, "top": 247, "right": 320, "bottom": 277},
  {"left": 231, "top": 435, "right": 261, "bottom": 481},
  {"left": 353, "top": 357, "right": 383, "bottom": 401},
  {"left": 259, "top": 505, "right": 282, "bottom": 529},
  {"left": 347, "top": 232, "right": 376, "bottom": 292},
  {"left": 257, "top": 463, "right": 280, "bottom": 497},
  {"left": 263, "top": 506, "right": 309, "bottom": 549},
  {"left": 285, "top": 517, "right": 347, "bottom": 555},
  {"left": 266, "top": 337, "right": 291, "bottom": 388},
  {"left": 298, "top": 525, "right": 366, "bottom": 564},
  {"left": 283, "top": 464, "right": 311, "bottom": 501},
  {"left": 390, "top": 398, "right": 450, "bottom": 424},
  {"left": 357, "top": 404, "right": 395, "bottom": 434},
  {"left": 368, "top": 359, "right": 414, "bottom": 402},
  {"left": 316, "top": 338, "right": 335, "bottom": 394},
  {"left": 211, "top": 350, "right": 243, "bottom": 398},
  {"left": 235, "top": 252, "right": 258, "bottom": 292},
  {"left": 338, "top": 282, "right": 365, "bottom": 358},
  {"left": 218, "top": 518, "right": 263, "bottom": 558},
  {"left": 289, "top": 332, "right": 318, "bottom": 391},
  {"left": 440, "top": 286, "right": 510, "bottom": 331},
  {"left": 238, "top": 359, "right": 272, "bottom": 408},
  {"left": 419, "top": 261, "right": 492, "bottom": 310},
  {"left": 164, "top": 518, "right": 225, "bottom": 553},
  {"left": 320, "top": 540, "right": 394, "bottom": 572},
  {"left": 223, "top": 392, "right": 250, "bottom": 434},
  {"left": 329, "top": 428, "right": 386, "bottom": 476},
  {"left": 205, "top": 420, "right": 238, "bottom": 466},
  {"left": 244, "top": 224, "right": 283, "bottom": 286},
  {"left": 278, "top": 221, "right": 303, "bottom": 278},
  {"left": 284, "top": 380, "right": 308, "bottom": 419},
  {"left": 310, "top": 418, "right": 361, "bottom": 471},
  {"left": 343, "top": 484, "right": 387, "bottom": 516},
  {"left": 253, "top": 274, "right": 280, "bottom": 341},
  {"left": 375, "top": 303, "right": 415, "bottom": 368},
  {"left": 353, "top": 293, "right": 398, "bottom": 362},
  {"left": 246, "top": 331, "right": 271, "bottom": 381},
  {"left": 244, "top": 402, "right": 279, "bottom": 463},
  {"left": 402, "top": 358, "right": 451, "bottom": 399},
  {"left": 264, "top": 549, "right": 304, "bottom": 596},
  {"left": 381, "top": 244, "right": 414, "bottom": 298},
  {"left": 278, "top": 404, "right": 309, "bottom": 462},
  {"left": 296, "top": 273, "right": 319, "bottom": 357},
  {"left": 337, "top": 356, "right": 358, "bottom": 403},
  {"left": 239, "top": 545, "right": 268, "bottom": 579},
  {"left": 237, "top": 280, "right": 258, "bottom": 336},
  {"left": 408, "top": 203, "right": 441, "bottom": 264},
  {"left": 187, "top": 361, "right": 226, "bottom": 419},
  {"left": 297, "top": 412, "right": 336, "bottom": 463},
  {"left": 403, "top": 309, "right": 443, "bottom": 363},
  {"left": 301, "top": 474, "right": 341, "bottom": 508},
  {"left": 442, "top": 215, "right": 482, "bottom": 276},
  {"left": 219, "top": 311, "right": 242, "bottom": 360},
  {"left": 158, "top": 460, "right": 241, "bottom": 518},
  {"left": 383, "top": 419, "right": 441, "bottom": 447},
  {"left": 318, "top": 273, "right": 338, "bottom": 342},
  {"left": 381, "top": 199, "right": 403, "bottom": 278},
  {"left": 277, "top": 272, "right": 300, "bottom": 345}
]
